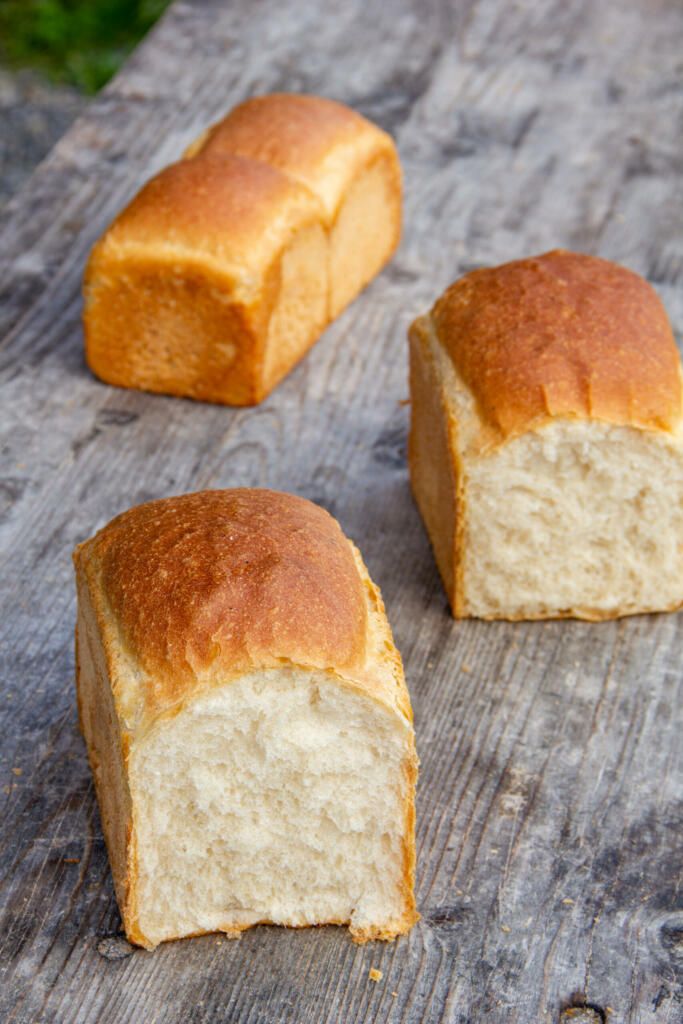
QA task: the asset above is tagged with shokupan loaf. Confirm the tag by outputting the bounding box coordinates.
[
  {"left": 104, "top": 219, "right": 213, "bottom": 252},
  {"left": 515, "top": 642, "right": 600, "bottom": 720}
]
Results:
[
  {"left": 73, "top": 489, "right": 418, "bottom": 949},
  {"left": 83, "top": 94, "right": 401, "bottom": 405},
  {"left": 408, "top": 249, "right": 683, "bottom": 620}
]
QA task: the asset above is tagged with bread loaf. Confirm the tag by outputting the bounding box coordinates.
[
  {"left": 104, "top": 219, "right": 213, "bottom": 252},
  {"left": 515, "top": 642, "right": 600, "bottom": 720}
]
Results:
[
  {"left": 73, "top": 489, "right": 418, "bottom": 948},
  {"left": 409, "top": 249, "right": 683, "bottom": 620},
  {"left": 83, "top": 94, "right": 401, "bottom": 405}
]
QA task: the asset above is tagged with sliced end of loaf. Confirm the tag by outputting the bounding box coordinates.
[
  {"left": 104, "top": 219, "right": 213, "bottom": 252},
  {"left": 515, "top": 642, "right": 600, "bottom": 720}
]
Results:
[
  {"left": 462, "top": 419, "right": 683, "bottom": 620},
  {"left": 127, "top": 670, "right": 417, "bottom": 948}
]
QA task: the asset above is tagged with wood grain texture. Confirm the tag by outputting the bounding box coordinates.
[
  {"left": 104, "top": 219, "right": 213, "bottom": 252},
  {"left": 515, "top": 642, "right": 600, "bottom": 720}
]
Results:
[{"left": 1, "top": 0, "right": 682, "bottom": 1021}]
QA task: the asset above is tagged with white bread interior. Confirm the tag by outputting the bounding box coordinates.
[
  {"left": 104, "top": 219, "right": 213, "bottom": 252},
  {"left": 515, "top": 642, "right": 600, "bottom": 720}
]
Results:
[
  {"left": 127, "top": 669, "right": 411, "bottom": 948},
  {"left": 465, "top": 420, "right": 683, "bottom": 619}
]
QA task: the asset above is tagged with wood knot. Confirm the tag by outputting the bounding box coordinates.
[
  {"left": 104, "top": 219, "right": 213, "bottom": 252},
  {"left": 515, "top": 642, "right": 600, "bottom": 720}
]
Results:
[
  {"left": 425, "top": 904, "right": 474, "bottom": 931},
  {"left": 97, "top": 935, "right": 135, "bottom": 960},
  {"left": 660, "top": 920, "right": 683, "bottom": 959},
  {"left": 498, "top": 766, "right": 533, "bottom": 816}
]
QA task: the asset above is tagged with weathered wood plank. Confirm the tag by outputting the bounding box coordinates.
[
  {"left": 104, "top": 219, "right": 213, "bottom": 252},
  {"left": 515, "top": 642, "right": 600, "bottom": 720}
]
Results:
[{"left": 1, "top": 0, "right": 682, "bottom": 1022}]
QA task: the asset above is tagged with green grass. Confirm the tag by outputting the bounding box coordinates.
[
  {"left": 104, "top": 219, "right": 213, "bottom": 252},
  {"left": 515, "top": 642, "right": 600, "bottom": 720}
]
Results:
[{"left": 0, "top": 0, "right": 172, "bottom": 93}]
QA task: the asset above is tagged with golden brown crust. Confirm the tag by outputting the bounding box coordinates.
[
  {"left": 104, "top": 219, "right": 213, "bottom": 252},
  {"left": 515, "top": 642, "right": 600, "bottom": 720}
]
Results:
[
  {"left": 74, "top": 490, "right": 371, "bottom": 726},
  {"left": 90, "top": 154, "right": 323, "bottom": 290},
  {"left": 432, "top": 250, "right": 682, "bottom": 442},
  {"left": 83, "top": 251, "right": 271, "bottom": 406},
  {"left": 74, "top": 583, "right": 138, "bottom": 930},
  {"left": 131, "top": 912, "right": 418, "bottom": 951},
  {"left": 186, "top": 93, "right": 397, "bottom": 222},
  {"left": 407, "top": 317, "right": 458, "bottom": 609}
]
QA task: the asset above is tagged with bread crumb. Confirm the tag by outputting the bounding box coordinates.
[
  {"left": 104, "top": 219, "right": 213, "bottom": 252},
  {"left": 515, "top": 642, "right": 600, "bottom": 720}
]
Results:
[
  {"left": 369, "top": 968, "right": 383, "bottom": 982},
  {"left": 562, "top": 897, "right": 575, "bottom": 906},
  {"left": 500, "top": 924, "right": 511, "bottom": 933},
  {"left": 12, "top": 768, "right": 22, "bottom": 776},
  {"left": 391, "top": 991, "right": 398, "bottom": 997},
  {"left": 461, "top": 663, "right": 472, "bottom": 673}
]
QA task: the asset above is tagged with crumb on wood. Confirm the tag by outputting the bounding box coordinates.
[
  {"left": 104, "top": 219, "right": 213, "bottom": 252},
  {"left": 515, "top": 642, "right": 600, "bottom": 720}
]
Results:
[
  {"left": 562, "top": 897, "right": 575, "bottom": 905},
  {"left": 391, "top": 991, "right": 398, "bottom": 997},
  {"left": 369, "top": 968, "right": 383, "bottom": 982},
  {"left": 12, "top": 767, "right": 22, "bottom": 776},
  {"left": 461, "top": 663, "right": 472, "bottom": 673},
  {"left": 500, "top": 924, "right": 511, "bottom": 933}
]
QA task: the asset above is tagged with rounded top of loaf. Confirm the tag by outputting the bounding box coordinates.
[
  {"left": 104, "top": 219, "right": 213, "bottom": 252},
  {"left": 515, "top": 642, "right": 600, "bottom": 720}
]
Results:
[
  {"left": 430, "top": 250, "right": 681, "bottom": 439},
  {"left": 186, "top": 93, "right": 398, "bottom": 221},
  {"left": 74, "top": 489, "right": 410, "bottom": 729},
  {"left": 91, "top": 153, "right": 324, "bottom": 292}
]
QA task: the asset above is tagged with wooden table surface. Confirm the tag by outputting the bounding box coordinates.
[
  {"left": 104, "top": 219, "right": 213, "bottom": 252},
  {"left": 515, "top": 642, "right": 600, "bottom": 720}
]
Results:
[{"left": 1, "top": 1, "right": 682, "bottom": 1021}]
